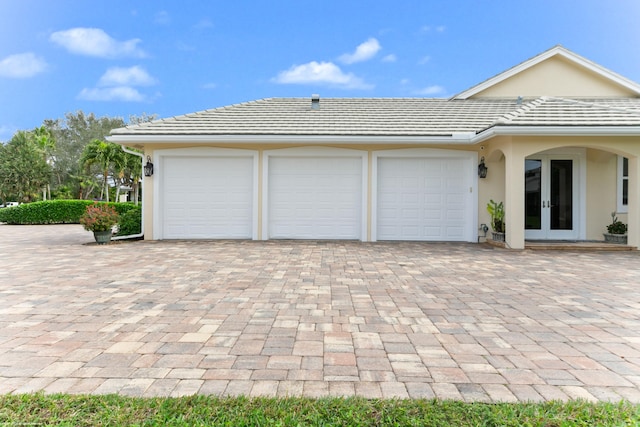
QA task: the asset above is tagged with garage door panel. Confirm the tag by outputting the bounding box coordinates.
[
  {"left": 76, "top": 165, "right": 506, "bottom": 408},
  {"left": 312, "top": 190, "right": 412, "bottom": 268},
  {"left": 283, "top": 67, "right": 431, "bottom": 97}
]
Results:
[
  {"left": 424, "top": 177, "right": 443, "bottom": 188},
  {"left": 377, "top": 156, "right": 471, "bottom": 241},
  {"left": 424, "top": 210, "right": 442, "bottom": 220},
  {"left": 446, "top": 210, "right": 464, "bottom": 220},
  {"left": 402, "top": 209, "right": 419, "bottom": 219},
  {"left": 446, "top": 226, "right": 464, "bottom": 238},
  {"left": 161, "top": 155, "right": 254, "bottom": 239},
  {"left": 268, "top": 156, "right": 362, "bottom": 240}
]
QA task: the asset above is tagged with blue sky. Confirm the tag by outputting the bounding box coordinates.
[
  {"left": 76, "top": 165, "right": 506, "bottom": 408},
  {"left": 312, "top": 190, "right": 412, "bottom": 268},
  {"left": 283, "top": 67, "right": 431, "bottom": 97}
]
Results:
[{"left": 1, "top": 0, "right": 640, "bottom": 141}]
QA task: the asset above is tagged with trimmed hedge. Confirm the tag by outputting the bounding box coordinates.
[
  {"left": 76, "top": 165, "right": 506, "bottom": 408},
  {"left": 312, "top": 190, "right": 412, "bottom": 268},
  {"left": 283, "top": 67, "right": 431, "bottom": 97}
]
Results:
[
  {"left": 115, "top": 205, "right": 142, "bottom": 236},
  {"left": 0, "top": 200, "right": 138, "bottom": 225}
]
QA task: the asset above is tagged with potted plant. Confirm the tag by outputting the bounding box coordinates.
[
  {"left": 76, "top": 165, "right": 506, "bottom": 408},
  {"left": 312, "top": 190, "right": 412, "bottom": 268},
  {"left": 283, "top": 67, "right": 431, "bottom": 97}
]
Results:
[
  {"left": 80, "top": 203, "right": 119, "bottom": 244},
  {"left": 604, "top": 212, "right": 627, "bottom": 244},
  {"left": 487, "top": 199, "right": 505, "bottom": 242}
]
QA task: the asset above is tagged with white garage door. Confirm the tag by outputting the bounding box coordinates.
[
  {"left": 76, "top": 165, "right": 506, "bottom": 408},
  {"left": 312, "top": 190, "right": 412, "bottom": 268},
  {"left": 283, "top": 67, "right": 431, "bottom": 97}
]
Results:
[
  {"left": 268, "top": 156, "right": 363, "bottom": 239},
  {"left": 161, "top": 156, "right": 254, "bottom": 239},
  {"left": 377, "top": 156, "right": 471, "bottom": 241}
]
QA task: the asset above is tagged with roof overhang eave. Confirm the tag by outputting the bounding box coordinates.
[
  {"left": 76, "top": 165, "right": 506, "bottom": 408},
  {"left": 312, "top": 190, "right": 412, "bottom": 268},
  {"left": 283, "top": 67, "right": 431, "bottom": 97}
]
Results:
[
  {"left": 107, "top": 127, "right": 640, "bottom": 146},
  {"left": 473, "top": 125, "right": 640, "bottom": 143},
  {"left": 107, "top": 133, "right": 479, "bottom": 145}
]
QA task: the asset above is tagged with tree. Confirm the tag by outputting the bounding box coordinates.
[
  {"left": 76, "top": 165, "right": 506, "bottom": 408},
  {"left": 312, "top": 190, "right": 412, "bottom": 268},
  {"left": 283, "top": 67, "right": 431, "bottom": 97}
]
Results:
[
  {"left": 44, "top": 111, "right": 125, "bottom": 199},
  {"left": 32, "top": 125, "right": 56, "bottom": 200},
  {"left": 42, "top": 111, "right": 156, "bottom": 200},
  {"left": 80, "top": 139, "right": 122, "bottom": 202},
  {"left": 125, "top": 149, "right": 143, "bottom": 205},
  {"left": 0, "top": 130, "right": 52, "bottom": 202},
  {"left": 111, "top": 147, "right": 143, "bottom": 205},
  {"left": 120, "top": 114, "right": 156, "bottom": 204}
]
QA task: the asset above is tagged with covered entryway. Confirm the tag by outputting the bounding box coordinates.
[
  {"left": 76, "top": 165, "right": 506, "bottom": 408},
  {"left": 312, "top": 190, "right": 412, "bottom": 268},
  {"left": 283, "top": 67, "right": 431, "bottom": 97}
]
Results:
[
  {"left": 524, "top": 151, "right": 584, "bottom": 240},
  {"left": 155, "top": 148, "right": 258, "bottom": 239},
  {"left": 264, "top": 147, "right": 367, "bottom": 240},
  {"left": 373, "top": 149, "right": 477, "bottom": 242}
]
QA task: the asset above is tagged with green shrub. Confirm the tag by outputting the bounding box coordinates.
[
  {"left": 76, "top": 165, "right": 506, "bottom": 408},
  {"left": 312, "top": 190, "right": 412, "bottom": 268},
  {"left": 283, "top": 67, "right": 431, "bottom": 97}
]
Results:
[
  {"left": 115, "top": 205, "right": 141, "bottom": 236},
  {"left": 0, "top": 200, "right": 137, "bottom": 225},
  {"left": 607, "top": 212, "right": 627, "bottom": 234},
  {"left": 79, "top": 203, "right": 119, "bottom": 232}
]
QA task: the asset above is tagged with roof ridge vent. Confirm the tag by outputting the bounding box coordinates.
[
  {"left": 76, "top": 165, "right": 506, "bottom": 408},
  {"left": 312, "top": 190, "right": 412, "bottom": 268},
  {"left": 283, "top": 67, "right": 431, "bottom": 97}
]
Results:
[{"left": 311, "top": 94, "right": 320, "bottom": 110}]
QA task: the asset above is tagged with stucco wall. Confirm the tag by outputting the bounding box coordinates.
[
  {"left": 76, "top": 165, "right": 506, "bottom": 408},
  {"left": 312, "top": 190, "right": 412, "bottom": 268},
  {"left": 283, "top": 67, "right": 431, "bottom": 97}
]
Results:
[
  {"left": 140, "top": 137, "right": 639, "bottom": 244},
  {"left": 471, "top": 56, "right": 636, "bottom": 98},
  {"left": 477, "top": 151, "right": 505, "bottom": 237},
  {"left": 142, "top": 149, "right": 154, "bottom": 240},
  {"left": 586, "top": 149, "right": 624, "bottom": 239}
]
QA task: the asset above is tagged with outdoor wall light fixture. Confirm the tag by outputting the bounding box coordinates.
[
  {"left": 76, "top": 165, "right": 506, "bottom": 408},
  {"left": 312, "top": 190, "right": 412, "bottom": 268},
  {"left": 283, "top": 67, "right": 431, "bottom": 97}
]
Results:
[
  {"left": 478, "top": 156, "right": 488, "bottom": 178},
  {"left": 144, "top": 155, "right": 154, "bottom": 177}
]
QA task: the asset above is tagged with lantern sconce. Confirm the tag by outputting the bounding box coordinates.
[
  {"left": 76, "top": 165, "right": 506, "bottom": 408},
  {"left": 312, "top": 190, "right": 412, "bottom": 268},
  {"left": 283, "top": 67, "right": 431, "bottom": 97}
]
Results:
[
  {"left": 144, "top": 155, "right": 154, "bottom": 177},
  {"left": 478, "top": 156, "right": 488, "bottom": 179}
]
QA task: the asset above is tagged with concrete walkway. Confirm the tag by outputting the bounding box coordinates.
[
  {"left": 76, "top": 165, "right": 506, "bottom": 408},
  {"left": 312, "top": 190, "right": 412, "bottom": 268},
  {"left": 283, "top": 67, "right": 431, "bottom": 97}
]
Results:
[{"left": 1, "top": 224, "right": 640, "bottom": 402}]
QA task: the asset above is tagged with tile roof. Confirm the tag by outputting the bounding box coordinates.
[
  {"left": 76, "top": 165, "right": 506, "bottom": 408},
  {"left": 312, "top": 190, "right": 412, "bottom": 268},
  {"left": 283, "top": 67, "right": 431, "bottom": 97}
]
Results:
[
  {"left": 110, "top": 96, "right": 640, "bottom": 139},
  {"left": 495, "top": 97, "right": 640, "bottom": 127}
]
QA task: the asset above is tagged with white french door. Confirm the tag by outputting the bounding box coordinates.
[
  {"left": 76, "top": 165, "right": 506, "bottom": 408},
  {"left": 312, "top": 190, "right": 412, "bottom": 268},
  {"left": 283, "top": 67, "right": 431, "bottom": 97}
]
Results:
[{"left": 525, "top": 154, "right": 581, "bottom": 240}]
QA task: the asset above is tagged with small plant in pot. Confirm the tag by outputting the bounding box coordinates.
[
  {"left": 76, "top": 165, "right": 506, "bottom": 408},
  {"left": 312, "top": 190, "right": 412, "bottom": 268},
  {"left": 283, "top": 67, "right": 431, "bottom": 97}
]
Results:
[
  {"left": 487, "top": 199, "right": 505, "bottom": 242},
  {"left": 604, "top": 212, "right": 627, "bottom": 244},
  {"left": 80, "top": 203, "right": 119, "bottom": 244}
]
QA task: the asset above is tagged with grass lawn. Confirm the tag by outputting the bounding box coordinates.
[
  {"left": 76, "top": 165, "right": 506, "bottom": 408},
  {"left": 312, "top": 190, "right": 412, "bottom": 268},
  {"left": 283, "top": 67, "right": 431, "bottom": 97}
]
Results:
[{"left": 0, "top": 394, "right": 638, "bottom": 426}]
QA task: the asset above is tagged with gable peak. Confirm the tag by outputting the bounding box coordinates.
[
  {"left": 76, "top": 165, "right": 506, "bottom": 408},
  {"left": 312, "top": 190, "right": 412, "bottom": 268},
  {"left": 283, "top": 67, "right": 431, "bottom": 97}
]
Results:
[{"left": 452, "top": 46, "right": 640, "bottom": 100}]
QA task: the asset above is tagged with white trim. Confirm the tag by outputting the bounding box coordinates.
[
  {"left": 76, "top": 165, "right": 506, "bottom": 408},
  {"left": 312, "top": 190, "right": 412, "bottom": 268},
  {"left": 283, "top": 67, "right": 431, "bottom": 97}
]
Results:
[
  {"left": 261, "top": 146, "right": 368, "bottom": 241},
  {"left": 153, "top": 147, "right": 259, "bottom": 240},
  {"left": 109, "top": 126, "right": 640, "bottom": 147},
  {"left": 618, "top": 155, "right": 629, "bottom": 213},
  {"left": 474, "top": 126, "right": 640, "bottom": 143},
  {"left": 371, "top": 148, "right": 478, "bottom": 243},
  {"left": 453, "top": 46, "right": 640, "bottom": 99},
  {"left": 109, "top": 134, "right": 476, "bottom": 145}
]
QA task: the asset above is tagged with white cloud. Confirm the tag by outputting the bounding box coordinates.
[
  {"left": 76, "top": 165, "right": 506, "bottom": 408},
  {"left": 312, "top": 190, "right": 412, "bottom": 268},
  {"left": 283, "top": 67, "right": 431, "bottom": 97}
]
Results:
[
  {"left": 202, "top": 82, "right": 217, "bottom": 89},
  {"left": 0, "top": 53, "right": 48, "bottom": 78},
  {"left": 418, "top": 55, "right": 431, "bottom": 65},
  {"left": 175, "top": 42, "right": 196, "bottom": 52},
  {"left": 414, "top": 85, "right": 446, "bottom": 96},
  {"left": 154, "top": 10, "right": 171, "bottom": 25},
  {"left": 420, "top": 25, "right": 446, "bottom": 33},
  {"left": 194, "top": 18, "right": 214, "bottom": 30},
  {"left": 339, "top": 38, "right": 381, "bottom": 64},
  {"left": 98, "top": 66, "right": 157, "bottom": 87},
  {"left": 81, "top": 66, "right": 157, "bottom": 102},
  {"left": 273, "top": 61, "right": 372, "bottom": 89},
  {"left": 382, "top": 54, "right": 397, "bottom": 63},
  {"left": 50, "top": 28, "right": 146, "bottom": 58},
  {"left": 78, "top": 86, "right": 145, "bottom": 102}
]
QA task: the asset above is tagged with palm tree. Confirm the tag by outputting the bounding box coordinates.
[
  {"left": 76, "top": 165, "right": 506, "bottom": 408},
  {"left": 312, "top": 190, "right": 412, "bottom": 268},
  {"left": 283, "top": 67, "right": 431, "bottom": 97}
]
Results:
[
  {"left": 111, "top": 147, "right": 143, "bottom": 204},
  {"left": 122, "top": 149, "right": 143, "bottom": 205},
  {"left": 32, "top": 126, "right": 55, "bottom": 200},
  {"left": 81, "top": 139, "right": 120, "bottom": 202}
]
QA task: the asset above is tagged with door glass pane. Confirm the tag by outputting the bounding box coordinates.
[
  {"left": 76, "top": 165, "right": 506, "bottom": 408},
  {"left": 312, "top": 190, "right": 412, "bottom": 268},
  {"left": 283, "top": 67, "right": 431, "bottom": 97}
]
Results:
[
  {"left": 623, "top": 157, "right": 629, "bottom": 206},
  {"left": 525, "top": 159, "right": 542, "bottom": 230},
  {"left": 550, "top": 160, "right": 572, "bottom": 230}
]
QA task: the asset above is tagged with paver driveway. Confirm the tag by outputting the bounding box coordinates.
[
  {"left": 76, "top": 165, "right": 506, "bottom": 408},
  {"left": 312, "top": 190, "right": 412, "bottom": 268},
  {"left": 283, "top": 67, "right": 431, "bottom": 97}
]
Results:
[{"left": 1, "top": 224, "right": 640, "bottom": 402}]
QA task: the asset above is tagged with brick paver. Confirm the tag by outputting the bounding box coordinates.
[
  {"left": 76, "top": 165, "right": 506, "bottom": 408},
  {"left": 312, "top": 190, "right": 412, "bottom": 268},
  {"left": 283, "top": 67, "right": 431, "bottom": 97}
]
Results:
[{"left": 1, "top": 224, "right": 640, "bottom": 402}]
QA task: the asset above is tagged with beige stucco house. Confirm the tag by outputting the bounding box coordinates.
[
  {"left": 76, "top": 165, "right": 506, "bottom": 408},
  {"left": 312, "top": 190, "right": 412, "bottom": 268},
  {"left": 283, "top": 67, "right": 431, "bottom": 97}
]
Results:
[{"left": 108, "top": 46, "right": 640, "bottom": 249}]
